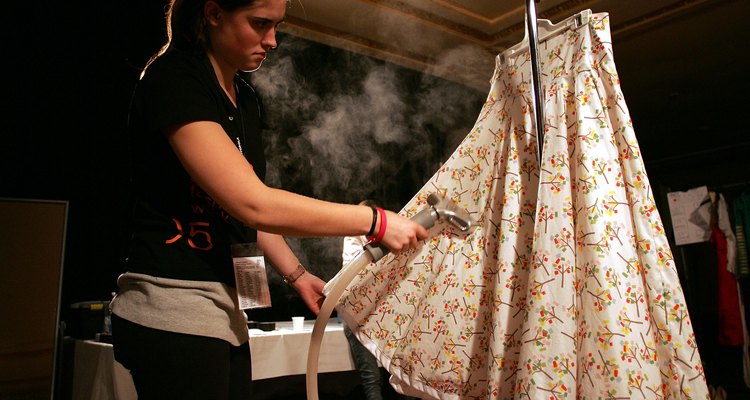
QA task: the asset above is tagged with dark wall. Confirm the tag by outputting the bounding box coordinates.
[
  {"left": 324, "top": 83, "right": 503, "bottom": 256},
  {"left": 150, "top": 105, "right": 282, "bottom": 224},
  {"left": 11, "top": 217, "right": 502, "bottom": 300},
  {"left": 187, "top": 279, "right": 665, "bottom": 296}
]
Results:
[
  {"left": 3, "top": 0, "right": 171, "bottom": 324},
  {"left": 1, "top": 1, "right": 485, "bottom": 324}
]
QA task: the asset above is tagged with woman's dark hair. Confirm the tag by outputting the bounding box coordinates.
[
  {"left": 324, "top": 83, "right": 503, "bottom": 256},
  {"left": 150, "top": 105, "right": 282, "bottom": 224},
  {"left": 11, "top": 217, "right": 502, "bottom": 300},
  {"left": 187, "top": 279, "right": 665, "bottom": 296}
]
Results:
[{"left": 142, "top": 0, "right": 257, "bottom": 74}]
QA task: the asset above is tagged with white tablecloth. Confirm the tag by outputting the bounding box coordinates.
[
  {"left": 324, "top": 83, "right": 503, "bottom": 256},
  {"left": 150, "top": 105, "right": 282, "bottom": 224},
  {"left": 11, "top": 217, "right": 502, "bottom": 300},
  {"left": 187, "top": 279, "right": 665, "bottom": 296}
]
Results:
[
  {"left": 70, "top": 319, "right": 355, "bottom": 399},
  {"left": 71, "top": 339, "right": 137, "bottom": 400},
  {"left": 248, "top": 319, "right": 355, "bottom": 380}
]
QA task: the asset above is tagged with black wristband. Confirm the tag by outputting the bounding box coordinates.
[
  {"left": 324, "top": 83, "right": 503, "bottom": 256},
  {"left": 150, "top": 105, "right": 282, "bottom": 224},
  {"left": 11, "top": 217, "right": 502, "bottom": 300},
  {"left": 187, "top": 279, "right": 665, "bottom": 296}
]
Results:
[{"left": 366, "top": 206, "right": 378, "bottom": 237}]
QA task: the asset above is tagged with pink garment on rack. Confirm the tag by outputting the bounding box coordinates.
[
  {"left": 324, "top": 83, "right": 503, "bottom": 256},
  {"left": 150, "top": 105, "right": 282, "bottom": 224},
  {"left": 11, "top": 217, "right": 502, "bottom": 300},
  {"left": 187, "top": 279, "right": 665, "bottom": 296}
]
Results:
[{"left": 335, "top": 12, "right": 709, "bottom": 399}]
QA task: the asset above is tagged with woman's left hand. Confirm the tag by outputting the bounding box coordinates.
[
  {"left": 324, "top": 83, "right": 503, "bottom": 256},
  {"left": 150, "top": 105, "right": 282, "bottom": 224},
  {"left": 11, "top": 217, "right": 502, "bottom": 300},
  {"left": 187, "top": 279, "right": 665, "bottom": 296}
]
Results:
[{"left": 292, "top": 272, "right": 326, "bottom": 315}]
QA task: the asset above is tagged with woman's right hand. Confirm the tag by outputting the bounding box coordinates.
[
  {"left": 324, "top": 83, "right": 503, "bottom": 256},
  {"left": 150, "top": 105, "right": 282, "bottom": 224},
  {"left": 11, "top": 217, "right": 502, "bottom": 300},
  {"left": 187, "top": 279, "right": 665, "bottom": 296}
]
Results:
[{"left": 378, "top": 210, "right": 429, "bottom": 254}]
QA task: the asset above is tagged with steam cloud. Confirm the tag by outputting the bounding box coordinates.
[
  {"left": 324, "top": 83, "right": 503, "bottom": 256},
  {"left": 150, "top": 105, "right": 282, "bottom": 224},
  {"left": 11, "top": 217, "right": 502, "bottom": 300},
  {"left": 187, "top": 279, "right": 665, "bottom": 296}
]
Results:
[
  {"left": 251, "top": 35, "right": 485, "bottom": 209},
  {"left": 248, "top": 34, "right": 488, "bottom": 298}
]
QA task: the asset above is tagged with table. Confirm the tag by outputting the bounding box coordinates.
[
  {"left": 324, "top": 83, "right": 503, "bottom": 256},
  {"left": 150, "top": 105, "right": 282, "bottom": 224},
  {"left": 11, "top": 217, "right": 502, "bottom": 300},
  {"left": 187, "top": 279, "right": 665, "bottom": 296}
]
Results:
[
  {"left": 248, "top": 319, "right": 355, "bottom": 380},
  {"left": 68, "top": 319, "right": 356, "bottom": 400},
  {"left": 70, "top": 339, "right": 136, "bottom": 400}
]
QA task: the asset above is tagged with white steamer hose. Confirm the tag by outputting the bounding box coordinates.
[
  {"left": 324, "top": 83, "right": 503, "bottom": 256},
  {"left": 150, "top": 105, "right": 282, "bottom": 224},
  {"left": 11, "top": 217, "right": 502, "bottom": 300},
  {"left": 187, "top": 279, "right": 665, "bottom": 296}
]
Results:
[
  {"left": 305, "top": 251, "right": 374, "bottom": 399},
  {"left": 305, "top": 193, "right": 474, "bottom": 400}
]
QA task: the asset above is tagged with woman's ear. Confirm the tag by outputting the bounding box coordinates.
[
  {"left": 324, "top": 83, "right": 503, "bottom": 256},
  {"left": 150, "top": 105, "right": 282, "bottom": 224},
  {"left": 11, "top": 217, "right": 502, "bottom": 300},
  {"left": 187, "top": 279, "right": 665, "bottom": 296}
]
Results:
[{"left": 204, "top": 1, "right": 221, "bottom": 27}]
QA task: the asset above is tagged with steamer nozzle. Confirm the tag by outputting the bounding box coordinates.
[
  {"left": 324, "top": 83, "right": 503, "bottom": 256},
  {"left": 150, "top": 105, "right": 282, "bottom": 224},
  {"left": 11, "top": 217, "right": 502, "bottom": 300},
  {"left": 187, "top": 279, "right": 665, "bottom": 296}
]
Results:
[
  {"left": 364, "top": 192, "right": 475, "bottom": 262},
  {"left": 425, "top": 192, "right": 474, "bottom": 232}
]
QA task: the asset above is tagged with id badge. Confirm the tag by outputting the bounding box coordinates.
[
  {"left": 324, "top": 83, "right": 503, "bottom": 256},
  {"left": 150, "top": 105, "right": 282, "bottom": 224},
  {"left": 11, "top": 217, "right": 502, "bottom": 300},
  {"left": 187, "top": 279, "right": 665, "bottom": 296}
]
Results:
[{"left": 231, "top": 243, "right": 272, "bottom": 309}]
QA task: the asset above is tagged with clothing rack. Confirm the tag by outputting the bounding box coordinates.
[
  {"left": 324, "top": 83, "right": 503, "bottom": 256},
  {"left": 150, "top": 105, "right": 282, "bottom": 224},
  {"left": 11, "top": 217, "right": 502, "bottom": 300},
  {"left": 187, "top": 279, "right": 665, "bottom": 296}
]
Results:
[
  {"left": 516, "top": 2, "right": 590, "bottom": 162},
  {"left": 712, "top": 181, "right": 750, "bottom": 192},
  {"left": 525, "top": 0, "right": 545, "bottom": 162}
]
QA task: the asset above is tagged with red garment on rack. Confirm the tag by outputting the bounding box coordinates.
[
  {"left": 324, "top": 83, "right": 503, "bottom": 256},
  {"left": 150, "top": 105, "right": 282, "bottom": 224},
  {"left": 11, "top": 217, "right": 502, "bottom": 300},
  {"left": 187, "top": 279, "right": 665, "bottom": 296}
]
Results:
[{"left": 710, "top": 225, "right": 744, "bottom": 346}]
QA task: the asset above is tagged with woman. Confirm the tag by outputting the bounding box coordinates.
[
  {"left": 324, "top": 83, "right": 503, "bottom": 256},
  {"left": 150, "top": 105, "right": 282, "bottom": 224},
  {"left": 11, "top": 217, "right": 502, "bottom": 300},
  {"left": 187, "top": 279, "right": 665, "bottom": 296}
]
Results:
[{"left": 110, "top": 0, "right": 428, "bottom": 398}]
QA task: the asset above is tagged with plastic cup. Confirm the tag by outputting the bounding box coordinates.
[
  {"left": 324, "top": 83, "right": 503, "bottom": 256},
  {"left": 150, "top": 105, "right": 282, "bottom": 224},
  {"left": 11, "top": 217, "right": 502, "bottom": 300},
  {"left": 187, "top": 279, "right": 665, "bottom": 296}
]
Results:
[{"left": 292, "top": 316, "right": 304, "bottom": 331}]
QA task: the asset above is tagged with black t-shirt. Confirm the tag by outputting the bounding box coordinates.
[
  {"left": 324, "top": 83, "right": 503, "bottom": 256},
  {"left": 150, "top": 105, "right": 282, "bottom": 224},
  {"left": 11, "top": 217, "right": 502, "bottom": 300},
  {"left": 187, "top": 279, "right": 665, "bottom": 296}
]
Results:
[{"left": 124, "top": 50, "right": 265, "bottom": 285}]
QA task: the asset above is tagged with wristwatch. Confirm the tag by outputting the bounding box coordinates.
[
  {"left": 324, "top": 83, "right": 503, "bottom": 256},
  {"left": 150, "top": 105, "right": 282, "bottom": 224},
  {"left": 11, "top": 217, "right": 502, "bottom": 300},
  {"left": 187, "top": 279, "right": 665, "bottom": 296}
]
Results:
[{"left": 282, "top": 263, "right": 306, "bottom": 285}]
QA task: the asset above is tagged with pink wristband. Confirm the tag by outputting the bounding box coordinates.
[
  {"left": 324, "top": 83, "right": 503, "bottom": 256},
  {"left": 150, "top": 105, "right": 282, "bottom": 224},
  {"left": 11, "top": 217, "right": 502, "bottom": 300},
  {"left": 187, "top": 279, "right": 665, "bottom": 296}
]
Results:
[{"left": 372, "top": 208, "right": 387, "bottom": 243}]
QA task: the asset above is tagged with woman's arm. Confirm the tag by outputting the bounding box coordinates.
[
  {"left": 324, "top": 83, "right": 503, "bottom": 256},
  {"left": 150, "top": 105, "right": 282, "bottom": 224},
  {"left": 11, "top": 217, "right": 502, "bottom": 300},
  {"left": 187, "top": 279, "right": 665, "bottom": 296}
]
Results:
[
  {"left": 257, "top": 231, "right": 325, "bottom": 314},
  {"left": 167, "top": 121, "right": 427, "bottom": 252}
]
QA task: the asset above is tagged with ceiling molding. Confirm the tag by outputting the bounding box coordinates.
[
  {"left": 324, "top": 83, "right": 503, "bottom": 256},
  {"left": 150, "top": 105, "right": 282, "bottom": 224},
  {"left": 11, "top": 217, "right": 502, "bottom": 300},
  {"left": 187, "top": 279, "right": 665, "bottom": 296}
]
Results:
[{"left": 282, "top": 0, "right": 741, "bottom": 91}]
